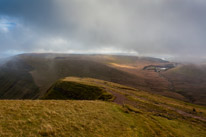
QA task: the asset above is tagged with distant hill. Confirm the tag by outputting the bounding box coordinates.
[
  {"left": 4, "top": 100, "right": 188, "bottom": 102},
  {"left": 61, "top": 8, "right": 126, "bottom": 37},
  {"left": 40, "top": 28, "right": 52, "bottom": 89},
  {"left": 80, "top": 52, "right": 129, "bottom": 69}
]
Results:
[
  {"left": 0, "top": 53, "right": 206, "bottom": 105},
  {"left": 162, "top": 64, "right": 206, "bottom": 105}
]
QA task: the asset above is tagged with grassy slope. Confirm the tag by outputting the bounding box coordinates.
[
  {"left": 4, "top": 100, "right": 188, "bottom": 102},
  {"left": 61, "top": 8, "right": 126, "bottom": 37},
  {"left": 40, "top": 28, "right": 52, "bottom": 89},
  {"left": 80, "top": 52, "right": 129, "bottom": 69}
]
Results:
[
  {"left": 59, "top": 77, "right": 206, "bottom": 118},
  {"left": 162, "top": 64, "right": 206, "bottom": 105},
  {"left": 0, "top": 77, "right": 205, "bottom": 136},
  {"left": 0, "top": 100, "right": 205, "bottom": 137},
  {"left": 42, "top": 80, "right": 113, "bottom": 101}
]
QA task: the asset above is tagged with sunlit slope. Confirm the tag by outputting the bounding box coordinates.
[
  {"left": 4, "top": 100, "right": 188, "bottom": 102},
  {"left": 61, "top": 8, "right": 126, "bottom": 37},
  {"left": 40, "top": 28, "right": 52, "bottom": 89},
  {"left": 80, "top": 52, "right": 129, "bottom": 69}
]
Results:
[
  {"left": 0, "top": 100, "right": 144, "bottom": 137},
  {"left": 43, "top": 77, "right": 206, "bottom": 123},
  {"left": 0, "top": 77, "right": 205, "bottom": 136},
  {"left": 0, "top": 100, "right": 204, "bottom": 137}
]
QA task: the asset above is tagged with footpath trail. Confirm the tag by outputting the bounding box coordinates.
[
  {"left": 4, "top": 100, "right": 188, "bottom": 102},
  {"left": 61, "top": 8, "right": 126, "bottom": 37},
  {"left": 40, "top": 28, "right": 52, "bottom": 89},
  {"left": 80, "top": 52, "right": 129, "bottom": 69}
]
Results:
[{"left": 94, "top": 81, "right": 206, "bottom": 123}]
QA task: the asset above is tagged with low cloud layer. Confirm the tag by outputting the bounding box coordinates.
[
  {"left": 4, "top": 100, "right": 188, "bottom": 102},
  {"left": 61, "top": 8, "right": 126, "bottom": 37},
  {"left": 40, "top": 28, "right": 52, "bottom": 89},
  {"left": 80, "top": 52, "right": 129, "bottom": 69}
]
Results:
[{"left": 0, "top": 0, "right": 206, "bottom": 60}]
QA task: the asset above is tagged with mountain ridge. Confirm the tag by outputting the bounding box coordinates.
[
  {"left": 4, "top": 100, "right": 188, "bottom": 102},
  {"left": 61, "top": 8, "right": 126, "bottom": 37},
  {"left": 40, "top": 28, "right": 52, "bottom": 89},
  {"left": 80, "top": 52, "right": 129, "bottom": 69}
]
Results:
[{"left": 0, "top": 53, "right": 206, "bottom": 105}]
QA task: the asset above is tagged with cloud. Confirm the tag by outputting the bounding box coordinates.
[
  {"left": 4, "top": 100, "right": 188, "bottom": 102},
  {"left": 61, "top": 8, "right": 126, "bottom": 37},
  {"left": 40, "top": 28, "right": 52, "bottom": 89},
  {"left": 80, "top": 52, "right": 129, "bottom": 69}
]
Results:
[
  {"left": 0, "top": 0, "right": 206, "bottom": 60},
  {"left": 0, "top": 18, "right": 17, "bottom": 32}
]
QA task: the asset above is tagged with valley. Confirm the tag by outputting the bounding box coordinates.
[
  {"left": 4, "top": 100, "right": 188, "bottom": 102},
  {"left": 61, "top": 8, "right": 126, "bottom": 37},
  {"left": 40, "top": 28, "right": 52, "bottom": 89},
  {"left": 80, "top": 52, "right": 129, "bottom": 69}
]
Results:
[
  {"left": 0, "top": 53, "right": 206, "bottom": 105},
  {"left": 0, "top": 54, "right": 206, "bottom": 136}
]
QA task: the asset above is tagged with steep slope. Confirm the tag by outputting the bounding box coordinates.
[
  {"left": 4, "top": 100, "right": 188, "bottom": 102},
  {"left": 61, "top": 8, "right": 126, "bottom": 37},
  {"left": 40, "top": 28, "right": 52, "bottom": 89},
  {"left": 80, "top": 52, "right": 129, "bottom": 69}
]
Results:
[
  {"left": 42, "top": 79, "right": 113, "bottom": 100},
  {"left": 0, "top": 57, "right": 39, "bottom": 99}
]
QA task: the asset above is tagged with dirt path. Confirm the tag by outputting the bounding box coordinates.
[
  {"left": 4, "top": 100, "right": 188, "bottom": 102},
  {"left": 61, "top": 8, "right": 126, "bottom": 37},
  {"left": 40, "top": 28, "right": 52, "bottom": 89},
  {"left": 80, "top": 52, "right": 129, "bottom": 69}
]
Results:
[
  {"left": 106, "top": 89, "right": 127, "bottom": 105},
  {"left": 94, "top": 80, "right": 206, "bottom": 122},
  {"left": 160, "top": 104, "right": 206, "bottom": 122}
]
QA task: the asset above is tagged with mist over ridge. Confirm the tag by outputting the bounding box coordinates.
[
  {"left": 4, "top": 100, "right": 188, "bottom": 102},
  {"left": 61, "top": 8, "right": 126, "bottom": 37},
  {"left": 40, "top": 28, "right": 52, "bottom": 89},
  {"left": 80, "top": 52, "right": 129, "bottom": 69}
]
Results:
[{"left": 0, "top": 0, "right": 206, "bottom": 62}]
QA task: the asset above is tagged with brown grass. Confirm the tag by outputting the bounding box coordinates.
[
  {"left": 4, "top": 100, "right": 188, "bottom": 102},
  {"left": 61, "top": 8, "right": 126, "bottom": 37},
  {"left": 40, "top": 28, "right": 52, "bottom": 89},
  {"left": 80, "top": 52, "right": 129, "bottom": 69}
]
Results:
[{"left": 0, "top": 100, "right": 205, "bottom": 137}]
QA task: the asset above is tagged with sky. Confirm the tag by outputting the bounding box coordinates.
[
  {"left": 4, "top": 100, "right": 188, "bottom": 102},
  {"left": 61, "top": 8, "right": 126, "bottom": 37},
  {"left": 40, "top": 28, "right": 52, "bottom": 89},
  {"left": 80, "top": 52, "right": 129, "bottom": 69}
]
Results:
[{"left": 0, "top": 0, "right": 206, "bottom": 60}]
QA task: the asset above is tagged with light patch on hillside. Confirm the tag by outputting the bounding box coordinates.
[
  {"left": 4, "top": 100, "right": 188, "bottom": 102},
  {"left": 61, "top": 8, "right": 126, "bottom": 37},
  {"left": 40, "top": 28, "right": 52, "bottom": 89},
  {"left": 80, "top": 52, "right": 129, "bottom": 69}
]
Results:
[{"left": 110, "top": 63, "right": 137, "bottom": 69}]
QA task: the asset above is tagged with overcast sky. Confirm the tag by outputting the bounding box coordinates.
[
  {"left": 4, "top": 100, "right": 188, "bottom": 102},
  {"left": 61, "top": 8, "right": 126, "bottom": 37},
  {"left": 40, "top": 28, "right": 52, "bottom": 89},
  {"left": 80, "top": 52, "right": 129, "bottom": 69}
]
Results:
[{"left": 0, "top": 0, "right": 206, "bottom": 60}]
